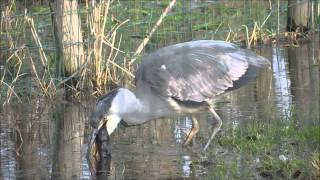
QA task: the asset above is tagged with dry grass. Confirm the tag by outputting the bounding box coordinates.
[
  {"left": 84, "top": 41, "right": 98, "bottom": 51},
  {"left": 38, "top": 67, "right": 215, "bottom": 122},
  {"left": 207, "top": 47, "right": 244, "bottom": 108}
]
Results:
[
  {"left": 0, "top": 0, "right": 136, "bottom": 102},
  {"left": 1, "top": 3, "right": 23, "bottom": 104},
  {"left": 80, "top": 0, "right": 135, "bottom": 96}
]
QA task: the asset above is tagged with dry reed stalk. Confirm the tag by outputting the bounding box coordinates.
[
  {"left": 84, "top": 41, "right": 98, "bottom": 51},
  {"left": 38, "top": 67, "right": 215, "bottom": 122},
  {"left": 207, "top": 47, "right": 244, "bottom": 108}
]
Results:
[
  {"left": 5, "top": 50, "right": 24, "bottom": 103},
  {"left": 26, "top": 17, "right": 48, "bottom": 68},
  {"left": 1, "top": 4, "right": 16, "bottom": 100},
  {"left": 88, "top": 0, "right": 117, "bottom": 89},
  {"left": 104, "top": 26, "right": 117, "bottom": 86},
  {"left": 1, "top": 2, "right": 15, "bottom": 50},
  {"left": 261, "top": 13, "right": 272, "bottom": 29},
  {"left": 87, "top": 0, "right": 111, "bottom": 87},
  {"left": 242, "top": 25, "right": 250, "bottom": 48},
  {"left": 214, "top": 22, "right": 223, "bottom": 34},
  {"left": 0, "top": 69, "right": 4, "bottom": 90},
  {"left": 102, "top": 39, "right": 125, "bottom": 53},
  {"left": 0, "top": 80, "right": 21, "bottom": 104},
  {"left": 268, "top": 0, "right": 272, "bottom": 10},
  {"left": 29, "top": 55, "right": 48, "bottom": 96},
  {"left": 243, "top": 11, "right": 272, "bottom": 48},
  {"left": 102, "top": 19, "right": 129, "bottom": 52},
  {"left": 249, "top": 23, "right": 258, "bottom": 47},
  {"left": 129, "top": 0, "right": 177, "bottom": 64},
  {"left": 99, "top": 0, "right": 110, "bottom": 61},
  {"left": 225, "top": 24, "right": 232, "bottom": 42},
  {"left": 109, "top": 61, "right": 134, "bottom": 79},
  {"left": 25, "top": 15, "right": 58, "bottom": 98},
  {"left": 103, "top": 19, "right": 131, "bottom": 88},
  {"left": 0, "top": 10, "right": 16, "bottom": 101},
  {"left": 88, "top": 1, "right": 131, "bottom": 92},
  {"left": 46, "top": 78, "right": 57, "bottom": 96}
]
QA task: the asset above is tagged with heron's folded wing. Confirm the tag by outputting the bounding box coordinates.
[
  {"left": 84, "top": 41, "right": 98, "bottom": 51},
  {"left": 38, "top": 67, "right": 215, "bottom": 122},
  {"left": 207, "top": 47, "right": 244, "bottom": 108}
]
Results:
[{"left": 136, "top": 41, "right": 267, "bottom": 102}]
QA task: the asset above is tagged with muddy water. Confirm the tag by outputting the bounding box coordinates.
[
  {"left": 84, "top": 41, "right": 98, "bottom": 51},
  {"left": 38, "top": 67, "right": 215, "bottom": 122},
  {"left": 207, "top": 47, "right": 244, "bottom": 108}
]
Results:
[{"left": 1, "top": 34, "right": 319, "bottom": 179}]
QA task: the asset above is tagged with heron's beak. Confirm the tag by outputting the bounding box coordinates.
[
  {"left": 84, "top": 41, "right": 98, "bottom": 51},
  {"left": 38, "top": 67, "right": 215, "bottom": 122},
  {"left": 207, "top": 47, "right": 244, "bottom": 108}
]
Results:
[{"left": 105, "top": 114, "right": 122, "bottom": 135}]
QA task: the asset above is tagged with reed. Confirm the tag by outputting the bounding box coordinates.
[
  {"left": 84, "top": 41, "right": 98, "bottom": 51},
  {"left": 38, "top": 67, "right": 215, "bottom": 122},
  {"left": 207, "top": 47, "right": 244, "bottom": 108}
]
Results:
[
  {"left": 0, "top": 0, "right": 136, "bottom": 101},
  {"left": 82, "top": 0, "right": 133, "bottom": 95},
  {"left": 26, "top": 16, "right": 57, "bottom": 99},
  {"left": 0, "top": 2, "right": 23, "bottom": 104}
]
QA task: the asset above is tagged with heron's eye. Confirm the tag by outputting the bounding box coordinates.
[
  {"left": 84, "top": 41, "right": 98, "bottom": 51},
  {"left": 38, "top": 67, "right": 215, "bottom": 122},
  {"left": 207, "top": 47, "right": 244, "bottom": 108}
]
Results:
[{"left": 120, "top": 119, "right": 129, "bottom": 127}]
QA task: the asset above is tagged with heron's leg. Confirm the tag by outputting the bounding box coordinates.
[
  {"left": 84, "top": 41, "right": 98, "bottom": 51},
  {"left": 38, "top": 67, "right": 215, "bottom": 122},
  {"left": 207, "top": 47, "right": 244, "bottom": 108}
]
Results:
[
  {"left": 183, "top": 115, "right": 200, "bottom": 146},
  {"left": 202, "top": 106, "right": 222, "bottom": 152}
]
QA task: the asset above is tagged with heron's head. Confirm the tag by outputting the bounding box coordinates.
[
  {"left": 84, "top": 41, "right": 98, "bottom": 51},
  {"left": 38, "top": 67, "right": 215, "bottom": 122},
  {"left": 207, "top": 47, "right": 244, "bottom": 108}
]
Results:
[
  {"left": 90, "top": 88, "right": 122, "bottom": 135},
  {"left": 90, "top": 88, "right": 138, "bottom": 135}
]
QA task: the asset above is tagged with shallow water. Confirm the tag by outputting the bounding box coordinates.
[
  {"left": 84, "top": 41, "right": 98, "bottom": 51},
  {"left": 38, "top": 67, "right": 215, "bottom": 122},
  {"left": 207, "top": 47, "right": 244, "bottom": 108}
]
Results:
[{"left": 1, "top": 34, "right": 319, "bottom": 179}]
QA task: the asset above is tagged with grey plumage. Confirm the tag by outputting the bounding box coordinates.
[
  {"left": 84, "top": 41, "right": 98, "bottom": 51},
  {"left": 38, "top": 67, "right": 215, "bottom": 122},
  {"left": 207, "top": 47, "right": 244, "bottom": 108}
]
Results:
[{"left": 135, "top": 40, "right": 269, "bottom": 103}]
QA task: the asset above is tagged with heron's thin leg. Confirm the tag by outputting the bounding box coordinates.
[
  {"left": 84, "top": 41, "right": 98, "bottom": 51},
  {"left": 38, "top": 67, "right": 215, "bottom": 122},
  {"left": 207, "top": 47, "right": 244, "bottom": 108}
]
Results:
[
  {"left": 202, "top": 106, "right": 222, "bottom": 152},
  {"left": 183, "top": 115, "right": 200, "bottom": 146}
]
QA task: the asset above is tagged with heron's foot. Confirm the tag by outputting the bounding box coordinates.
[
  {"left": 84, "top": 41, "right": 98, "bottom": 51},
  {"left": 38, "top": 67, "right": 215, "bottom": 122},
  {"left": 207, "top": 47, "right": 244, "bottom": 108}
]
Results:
[{"left": 183, "top": 115, "right": 199, "bottom": 146}]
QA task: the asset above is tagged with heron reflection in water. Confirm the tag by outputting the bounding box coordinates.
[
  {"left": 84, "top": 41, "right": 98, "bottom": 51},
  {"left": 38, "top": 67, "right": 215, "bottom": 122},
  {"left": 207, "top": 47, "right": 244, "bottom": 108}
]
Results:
[{"left": 88, "top": 40, "right": 270, "bottom": 160}]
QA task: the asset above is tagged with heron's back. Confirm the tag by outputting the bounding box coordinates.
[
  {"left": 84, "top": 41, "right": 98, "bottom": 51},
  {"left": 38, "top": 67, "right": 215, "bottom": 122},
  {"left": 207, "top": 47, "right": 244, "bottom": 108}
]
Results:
[{"left": 135, "top": 40, "right": 270, "bottom": 102}]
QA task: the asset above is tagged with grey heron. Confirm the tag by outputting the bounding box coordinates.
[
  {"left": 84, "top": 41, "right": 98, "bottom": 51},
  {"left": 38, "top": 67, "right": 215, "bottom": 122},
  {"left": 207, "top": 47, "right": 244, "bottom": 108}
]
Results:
[{"left": 89, "top": 40, "right": 270, "bottom": 156}]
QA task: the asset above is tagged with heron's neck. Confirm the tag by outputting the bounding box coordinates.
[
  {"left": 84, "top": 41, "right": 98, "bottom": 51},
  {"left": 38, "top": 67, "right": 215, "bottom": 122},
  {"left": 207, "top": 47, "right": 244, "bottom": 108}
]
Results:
[
  {"left": 110, "top": 88, "right": 144, "bottom": 115},
  {"left": 107, "top": 88, "right": 145, "bottom": 134}
]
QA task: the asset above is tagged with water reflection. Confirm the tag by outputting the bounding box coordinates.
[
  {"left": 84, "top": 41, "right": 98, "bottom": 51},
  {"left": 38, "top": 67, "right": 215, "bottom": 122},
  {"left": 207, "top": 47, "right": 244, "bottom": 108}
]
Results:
[
  {"left": 174, "top": 116, "right": 193, "bottom": 144},
  {"left": 287, "top": 36, "right": 320, "bottom": 124},
  {"left": 272, "top": 47, "right": 293, "bottom": 119},
  {"left": 182, "top": 155, "right": 192, "bottom": 177},
  {"left": 0, "top": 101, "right": 91, "bottom": 179}
]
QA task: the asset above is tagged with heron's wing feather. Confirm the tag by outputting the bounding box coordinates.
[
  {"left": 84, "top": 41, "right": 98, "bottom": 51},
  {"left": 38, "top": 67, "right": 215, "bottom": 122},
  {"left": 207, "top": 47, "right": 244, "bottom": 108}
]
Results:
[{"left": 135, "top": 40, "right": 269, "bottom": 102}]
